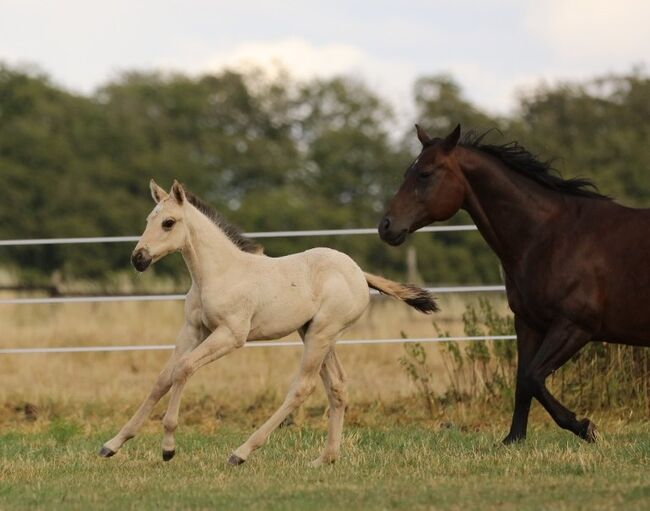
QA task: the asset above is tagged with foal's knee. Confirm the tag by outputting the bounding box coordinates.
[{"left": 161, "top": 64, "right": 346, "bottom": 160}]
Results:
[
  {"left": 172, "top": 357, "right": 193, "bottom": 384},
  {"left": 293, "top": 379, "right": 317, "bottom": 403}
]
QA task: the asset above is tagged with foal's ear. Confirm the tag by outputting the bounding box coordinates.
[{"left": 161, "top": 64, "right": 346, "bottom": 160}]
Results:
[
  {"left": 415, "top": 124, "right": 431, "bottom": 146},
  {"left": 150, "top": 179, "right": 168, "bottom": 203},
  {"left": 171, "top": 180, "right": 186, "bottom": 204},
  {"left": 441, "top": 124, "right": 461, "bottom": 152}
]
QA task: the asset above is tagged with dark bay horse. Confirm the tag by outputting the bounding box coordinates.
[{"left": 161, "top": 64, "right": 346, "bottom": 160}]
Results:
[{"left": 379, "top": 123, "right": 650, "bottom": 443}]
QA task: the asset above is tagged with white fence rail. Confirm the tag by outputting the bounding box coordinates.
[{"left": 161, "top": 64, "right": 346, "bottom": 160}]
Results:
[
  {"left": 0, "top": 225, "right": 478, "bottom": 247},
  {"left": 0, "top": 336, "right": 516, "bottom": 355},
  {"left": 0, "top": 285, "right": 506, "bottom": 306},
  {"left": 0, "top": 224, "right": 514, "bottom": 354}
]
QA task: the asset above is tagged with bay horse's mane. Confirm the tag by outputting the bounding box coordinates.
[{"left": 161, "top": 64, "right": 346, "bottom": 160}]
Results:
[
  {"left": 447, "top": 130, "right": 611, "bottom": 200},
  {"left": 184, "top": 190, "right": 263, "bottom": 253}
]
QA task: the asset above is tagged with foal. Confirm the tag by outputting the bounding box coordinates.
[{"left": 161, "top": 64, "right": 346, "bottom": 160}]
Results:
[{"left": 100, "top": 179, "right": 436, "bottom": 466}]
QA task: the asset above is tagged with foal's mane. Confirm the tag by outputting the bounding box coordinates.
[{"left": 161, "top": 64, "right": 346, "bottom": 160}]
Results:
[
  {"left": 455, "top": 130, "right": 611, "bottom": 200},
  {"left": 184, "top": 190, "right": 263, "bottom": 254}
]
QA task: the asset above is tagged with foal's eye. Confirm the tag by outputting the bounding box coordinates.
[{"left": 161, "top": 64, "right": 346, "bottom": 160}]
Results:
[{"left": 162, "top": 218, "right": 176, "bottom": 230}]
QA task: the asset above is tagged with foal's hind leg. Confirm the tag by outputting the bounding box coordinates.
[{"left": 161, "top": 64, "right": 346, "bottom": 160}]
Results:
[
  {"left": 99, "top": 323, "right": 202, "bottom": 457},
  {"left": 311, "top": 349, "right": 348, "bottom": 467},
  {"left": 229, "top": 329, "right": 334, "bottom": 465},
  {"left": 524, "top": 320, "right": 595, "bottom": 442}
]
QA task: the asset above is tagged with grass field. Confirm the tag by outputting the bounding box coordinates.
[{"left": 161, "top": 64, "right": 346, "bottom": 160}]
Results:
[
  {"left": 2, "top": 421, "right": 650, "bottom": 510},
  {"left": 2, "top": 295, "right": 649, "bottom": 509}
]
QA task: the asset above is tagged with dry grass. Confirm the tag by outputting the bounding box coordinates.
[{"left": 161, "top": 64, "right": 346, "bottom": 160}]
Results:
[{"left": 0, "top": 293, "right": 509, "bottom": 427}]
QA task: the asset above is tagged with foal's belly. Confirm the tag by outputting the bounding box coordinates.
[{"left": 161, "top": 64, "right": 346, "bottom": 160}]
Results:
[{"left": 246, "top": 293, "right": 318, "bottom": 341}]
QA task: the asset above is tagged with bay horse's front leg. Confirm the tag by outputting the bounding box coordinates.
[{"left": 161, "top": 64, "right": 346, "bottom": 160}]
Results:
[
  {"left": 502, "top": 316, "right": 543, "bottom": 444},
  {"left": 522, "top": 319, "right": 595, "bottom": 442},
  {"left": 99, "top": 323, "right": 202, "bottom": 457},
  {"left": 160, "top": 325, "right": 247, "bottom": 461}
]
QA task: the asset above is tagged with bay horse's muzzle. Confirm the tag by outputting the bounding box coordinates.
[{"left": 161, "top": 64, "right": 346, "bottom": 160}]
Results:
[
  {"left": 378, "top": 215, "right": 408, "bottom": 246},
  {"left": 131, "top": 248, "right": 152, "bottom": 272}
]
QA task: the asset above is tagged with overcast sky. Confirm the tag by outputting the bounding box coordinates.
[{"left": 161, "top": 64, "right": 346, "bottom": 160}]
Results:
[{"left": 1, "top": 0, "right": 648, "bottom": 115}]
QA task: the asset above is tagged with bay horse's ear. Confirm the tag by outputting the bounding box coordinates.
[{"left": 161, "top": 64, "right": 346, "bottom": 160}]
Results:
[
  {"left": 171, "top": 180, "right": 186, "bottom": 204},
  {"left": 150, "top": 179, "right": 168, "bottom": 203},
  {"left": 415, "top": 124, "right": 431, "bottom": 146},
  {"left": 442, "top": 124, "right": 461, "bottom": 152}
]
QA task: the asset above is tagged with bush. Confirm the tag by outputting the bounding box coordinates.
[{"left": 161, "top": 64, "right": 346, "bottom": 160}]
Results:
[{"left": 400, "top": 298, "right": 650, "bottom": 417}]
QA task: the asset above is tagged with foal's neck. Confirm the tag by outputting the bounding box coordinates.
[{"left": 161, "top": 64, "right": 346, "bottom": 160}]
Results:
[
  {"left": 458, "top": 147, "right": 567, "bottom": 267},
  {"left": 181, "top": 205, "right": 244, "bottom": 288}
]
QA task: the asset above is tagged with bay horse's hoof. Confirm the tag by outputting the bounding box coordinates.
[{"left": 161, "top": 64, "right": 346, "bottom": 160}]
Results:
[
  {"left": 228, "top": 454, "right": 245, "bottom": 466},
  {"left": 502, "top": 434, "right": 525, "bottom": 445},
  {"left": 578, "top": 419, "right": 598, "bottom": 443},
  {"left": 162, "top": 449, "right": 176, "bottom": 461},
  {"left": 98, "top": 446, "right": 116, "bottom": 458}
]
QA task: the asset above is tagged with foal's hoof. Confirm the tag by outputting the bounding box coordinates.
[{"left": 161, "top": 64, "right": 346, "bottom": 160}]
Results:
[
  {"left": 228, "top": 454, "right": 246, "bottom": 466},
  {"left": 162, "top": 449, "right": 176, "bottom": 461},
  {"left": 98, "top": 446, "right": 116, "bottom": 458},
  {"left": 578, "top": 419, "right": 598, "bottom": 443},
  {"left": 309, "top": 456, "right": 335, "bottom": 468}
]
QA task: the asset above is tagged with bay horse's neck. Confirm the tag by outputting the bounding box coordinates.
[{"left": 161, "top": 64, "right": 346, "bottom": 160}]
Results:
[
  {"left": 457, "top": 147, "right": 568, "bottom": 268},
  {"left": 181, "top": 205, "right": 243, "bottom": 288}
]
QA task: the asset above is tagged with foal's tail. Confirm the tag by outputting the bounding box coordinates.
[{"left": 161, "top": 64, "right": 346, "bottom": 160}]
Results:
[{"left": 364, "top": 273, "right": 438, "bottom": 314}]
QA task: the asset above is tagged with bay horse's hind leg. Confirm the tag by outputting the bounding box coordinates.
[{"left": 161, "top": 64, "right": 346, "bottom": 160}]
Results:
[
  {"left": 311, "top": 349, "right": 348, "bottom": 467},
  {"left": 503, "top": 317, "right": 544, "bottom": 444},
  {"left": 524, "top": 320, "right": 596, "bottom": 442}
]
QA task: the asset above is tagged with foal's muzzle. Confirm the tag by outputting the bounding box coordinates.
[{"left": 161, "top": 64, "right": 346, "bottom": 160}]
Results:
[
  {"left": 131, "top": 248, "right": 152, "bottom": 272},
  {"left": 378, "top": 215, "right": 408, "bottom": 246}
]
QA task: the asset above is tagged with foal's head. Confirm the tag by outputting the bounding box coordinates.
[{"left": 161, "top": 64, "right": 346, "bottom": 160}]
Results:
[
  {"left": 132, "top": 180, "right": 190, "bottom": 271},
  {"left": 379, "top": 124, "right": 465, "bottom": 246}
]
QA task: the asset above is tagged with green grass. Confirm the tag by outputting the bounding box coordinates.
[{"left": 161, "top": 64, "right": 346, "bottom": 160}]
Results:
[{"left": 1, "top": 423, "right": 650, "bottom": 510}]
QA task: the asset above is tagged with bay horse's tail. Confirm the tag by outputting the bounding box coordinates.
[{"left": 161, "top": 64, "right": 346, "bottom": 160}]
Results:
[{"left": 364, "top": 273, "right": 438, "bottom": 313}]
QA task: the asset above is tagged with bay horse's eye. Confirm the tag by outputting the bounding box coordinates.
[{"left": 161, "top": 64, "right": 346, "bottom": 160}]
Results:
[
  {"left": 162, "top": 218, "right": 176, "bottom": 230},
  {"left": 418, "top": 169, "right": 434, "bottom": 179}
]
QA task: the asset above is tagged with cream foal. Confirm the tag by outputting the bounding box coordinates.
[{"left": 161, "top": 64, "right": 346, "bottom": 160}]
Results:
[{"left": 99, "top": 179, "right": 437, "bottom": 466}]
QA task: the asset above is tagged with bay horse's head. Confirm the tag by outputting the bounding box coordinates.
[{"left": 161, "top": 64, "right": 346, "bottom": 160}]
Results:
[
  {"left": 378, "top": 124, "right": 465, "bottom": 246},
  {"left": 132, "top": 179, "right": 189, "bottom": 272}
]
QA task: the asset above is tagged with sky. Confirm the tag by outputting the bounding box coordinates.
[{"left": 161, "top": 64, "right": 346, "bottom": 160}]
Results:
[{"left": 1, "top": 0, "right": 649, "bottom": 116}]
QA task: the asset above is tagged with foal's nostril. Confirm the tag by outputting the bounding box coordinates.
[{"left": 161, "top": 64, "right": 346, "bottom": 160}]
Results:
[{"left": 131, "top": 249, "right": 151, "bottom": 271}]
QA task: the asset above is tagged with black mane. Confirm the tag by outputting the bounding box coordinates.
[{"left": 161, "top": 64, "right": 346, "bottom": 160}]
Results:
[
  {"left": 458, "top": 130, "right": 610, "bottom": 200},
  {"left": 184, "top": 190, "right": 263, "bottom": 254}
]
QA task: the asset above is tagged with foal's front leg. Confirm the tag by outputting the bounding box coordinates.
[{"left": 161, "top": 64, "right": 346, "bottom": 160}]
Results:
[
  {"left": 160, "top": 324, "right": 247, "bottom": 461},
  {"left": 99, "top": 323, "right": 202, "bottom": 457}
]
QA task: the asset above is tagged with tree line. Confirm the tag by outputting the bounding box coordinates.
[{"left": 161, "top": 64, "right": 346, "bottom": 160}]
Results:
[{"left": 0, "top": 64, "right": 648, "bottom": 287}]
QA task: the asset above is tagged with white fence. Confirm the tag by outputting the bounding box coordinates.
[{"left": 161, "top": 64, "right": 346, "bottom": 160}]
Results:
[
  {"left": 0, "top": 225, "right": 477, "bottom": 246},
  {"left": 0, "top": 224, "right": 513, "bottom": 354}
]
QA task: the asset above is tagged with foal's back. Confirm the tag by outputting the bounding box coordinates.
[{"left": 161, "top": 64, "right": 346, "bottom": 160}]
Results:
[{"left": 240, "top": 247, "right": 370, "bottom": 341}]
